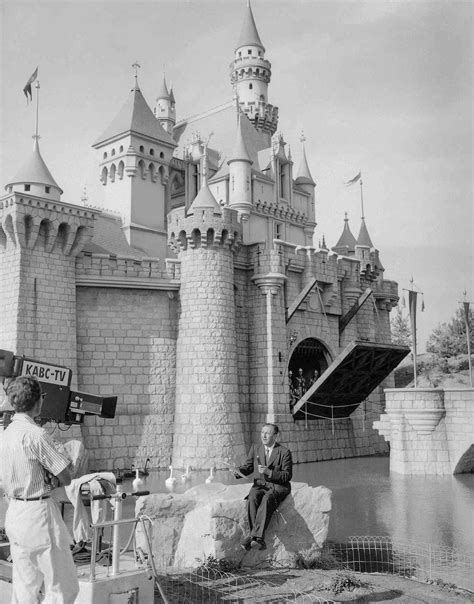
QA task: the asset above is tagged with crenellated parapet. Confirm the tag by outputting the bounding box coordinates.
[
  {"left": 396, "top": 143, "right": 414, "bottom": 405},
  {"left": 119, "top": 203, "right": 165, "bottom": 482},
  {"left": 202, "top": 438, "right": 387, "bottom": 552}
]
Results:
[
  {"left": 0, "top": 192, "right": 97, "bottom": 256},
  {"left": 167, "top": 205, "right": 242, "bottom": 254},
  {"left": 75, "top": 252, "right": 173, "bottom": 283},
  {"left": 354, "top": 245, "right": 382, "bottom": 281},
  {"left": 254, "top": 198, "right": 307, "bottom": 224},
  {"left": 239, "top": 101, "right": 279, "bottom": 136},
  {"left": 372, "top": 279, "right": 399, "bottom": 311}
]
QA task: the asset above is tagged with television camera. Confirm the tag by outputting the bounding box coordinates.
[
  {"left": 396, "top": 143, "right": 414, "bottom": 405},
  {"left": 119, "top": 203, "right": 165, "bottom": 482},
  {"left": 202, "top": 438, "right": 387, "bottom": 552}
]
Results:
[{"left": 0, "top": 349, "right": 117, "bottom": 425}]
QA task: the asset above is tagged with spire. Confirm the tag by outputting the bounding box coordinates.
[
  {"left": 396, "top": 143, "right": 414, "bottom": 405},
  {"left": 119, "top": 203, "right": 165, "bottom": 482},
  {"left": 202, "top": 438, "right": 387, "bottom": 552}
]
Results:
[
  {"left": 169, "top": 86, "right": 176, "bottom": 105},
  {"left": 188, "top": 147, "right": 222, "bottom": 216},
  {"left": 295, "top": 132, "right": 315, "bottom": 186},
  {"left": 227, "top": 115, "right": 252, "bottom": 165},
  {"left": 157, "top": 74, "right": 170, "bottom": 101},
  {"left": 356, "top": 217, "right": 374, "bottom": 248},
  {"left": 235, "top": 0, "right": 265, "bottom": 52},
  {"left": 6, "top": 137, "right": 63, "bottom": 195},
  {"left": 332, "top": 213, "right": 357, "bottom": 254},
  {"left": 93, "top": 83, "right": 175, "bottom": 147}
]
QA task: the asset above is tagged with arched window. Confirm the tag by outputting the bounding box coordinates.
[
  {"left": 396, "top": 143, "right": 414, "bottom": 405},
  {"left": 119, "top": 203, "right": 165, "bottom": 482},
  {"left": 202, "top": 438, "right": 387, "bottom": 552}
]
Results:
[
  {"left": 103, "top": 152, "right": 107, "bottom": 159},
  {"left": 118, "top": 160, "right": 124, "bottom": 180},
  {"left": 138, "top": 159, "right": 146, "bottom": 179},
  {"left": 160, "top": 151, "right": 164, "bottom": 159},
  {"left": 149, "top": 163, "right": 155, "bottom": 181},
  {"left": 101, "top": 166, "right": 108, "bottom": 185},
  {"left": 139, "top": 145, "right": 144, "bottom": 153},
  {"left": 249, "top": 83, "right": 253, "bottom": 90},
  {"left": 119, "top": 145, "right": 124, "bottom": 153},
  {"left": 110, "top": 163, "right": 116, "bottom": 183},
  {"left": 150, "top": 149, "right": 154, "bottom": 156},
  {"left": 111, "top": 148, "right": 116, "bottom": 156}
]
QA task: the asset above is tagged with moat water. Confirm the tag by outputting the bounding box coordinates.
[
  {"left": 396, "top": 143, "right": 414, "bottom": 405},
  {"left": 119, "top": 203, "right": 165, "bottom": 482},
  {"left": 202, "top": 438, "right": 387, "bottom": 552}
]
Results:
[{"left": 1, "top": 456, "right": 473, "bottom": 554}]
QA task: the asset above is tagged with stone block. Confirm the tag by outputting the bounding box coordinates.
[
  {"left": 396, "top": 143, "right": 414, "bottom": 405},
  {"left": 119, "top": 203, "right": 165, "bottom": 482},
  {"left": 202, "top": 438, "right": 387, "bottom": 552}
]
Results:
[{"left": 135, "top": 481, "right": 331, "bottom": 567}]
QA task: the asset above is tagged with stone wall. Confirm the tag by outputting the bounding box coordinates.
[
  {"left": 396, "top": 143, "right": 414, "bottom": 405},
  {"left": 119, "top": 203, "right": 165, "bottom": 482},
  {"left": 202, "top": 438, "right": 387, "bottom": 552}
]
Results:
[
  {"left": 374, "top": 387, "right": 474, "bottom": 474},
  {"left": 76, "top": 287, "right": 176, "bottom": 471}
]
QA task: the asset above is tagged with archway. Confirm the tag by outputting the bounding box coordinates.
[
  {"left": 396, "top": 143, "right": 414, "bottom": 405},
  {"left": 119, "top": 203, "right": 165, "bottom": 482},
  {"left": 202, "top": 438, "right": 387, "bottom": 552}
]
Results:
[{"left": 288, "top": 338, "right": 331, "bottom": 414}]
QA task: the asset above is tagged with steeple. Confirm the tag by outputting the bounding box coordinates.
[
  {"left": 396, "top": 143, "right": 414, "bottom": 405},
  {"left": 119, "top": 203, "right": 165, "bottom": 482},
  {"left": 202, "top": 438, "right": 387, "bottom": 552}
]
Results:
[
  {"left": 332, "top": 213, "right": 357, "bottom": 255},
  {"left": 356, "top": 217, "right": 373, "bottom": 248},
  {"left": 188, "top": 149, "right": 222, "bottom": 216},
  {"left": 228, "top": 115, "right": 252, "bottom": 165},
  {"left": 5, "top": 137, "right": 63, "bottom": 201},
  {"left": 230, "top": 1, "right": 278, "bottom": 140},
  {"left": 236, "top": 1, "right": 265, "bottom": 52}
]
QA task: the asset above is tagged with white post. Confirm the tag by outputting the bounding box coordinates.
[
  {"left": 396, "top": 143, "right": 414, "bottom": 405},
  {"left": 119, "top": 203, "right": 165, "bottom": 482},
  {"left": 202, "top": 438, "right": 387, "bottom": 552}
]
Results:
[{"left": 111, "top": 485, "right": 123, "bottom": 576}]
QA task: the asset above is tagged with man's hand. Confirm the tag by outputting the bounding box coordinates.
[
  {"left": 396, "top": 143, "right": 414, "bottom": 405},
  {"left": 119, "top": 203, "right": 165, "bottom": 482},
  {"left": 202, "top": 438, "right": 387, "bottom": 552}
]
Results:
[{"left": 258, "top": 465, "right": 271, "bottom": 476}]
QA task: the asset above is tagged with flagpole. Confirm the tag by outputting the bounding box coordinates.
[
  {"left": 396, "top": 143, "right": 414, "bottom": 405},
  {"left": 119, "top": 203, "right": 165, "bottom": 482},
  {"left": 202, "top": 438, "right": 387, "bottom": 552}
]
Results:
[
  {"left": 35, "top": 80, "right": 40, "bottom": 139},
  {"left": 460, "top": 292, "right": 473, "bottom": 387},
  {"left": 403, "top": 278, "right": 423, "bottom": 388},
  {"left": 359, "top": 174, "right": 364, "bottom": 218}
]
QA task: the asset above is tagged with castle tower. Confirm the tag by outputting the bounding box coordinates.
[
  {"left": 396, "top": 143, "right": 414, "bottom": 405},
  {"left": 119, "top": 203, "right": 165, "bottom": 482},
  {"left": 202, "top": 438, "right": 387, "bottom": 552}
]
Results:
[
  {"left": 154, "top": 74, "right": 176, "bottom": 134},
  {"left": 0, "top": 136, "right": 96, "bottom": 388},
  {"left": 295, "top": 136, "right": 317, "bottom": 243},
  {"left": 92, "top": 76, "right": 176, "bottom": 258},
  {"left": 227, "top": 115, "right": 253, "bottom": 220},
  {"left": 230, "top": 1, "right": 278, "bottom": 140},
  {"left": 167, "top": 155, "right": 246, "bottom": 469}
]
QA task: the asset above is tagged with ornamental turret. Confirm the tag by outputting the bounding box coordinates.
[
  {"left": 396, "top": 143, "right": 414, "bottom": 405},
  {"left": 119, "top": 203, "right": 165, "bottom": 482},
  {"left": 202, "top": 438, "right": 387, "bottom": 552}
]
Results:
[
  {"left": 5, "top": 137, "right": 63, "bottom": 201},
  {"left": 332, "top": 213, "right": 357, "bottom": 256},
  {"left": 227, "top": 115, "right": 253, "bottom": 221},
  {"left": 230, "top": 1, "right": 278, "bottom": 141},
  {"left": 154, "top": 74, "right": 176, "bottom": 134}
]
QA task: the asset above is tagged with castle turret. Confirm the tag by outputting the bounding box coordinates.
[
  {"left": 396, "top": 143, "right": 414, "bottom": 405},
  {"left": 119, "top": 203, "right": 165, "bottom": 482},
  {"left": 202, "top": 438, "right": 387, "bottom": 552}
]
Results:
[
  {"left": 154, "top": 74, "right": 176, "bottom": 134},
  {"left": 5, "top": 137, "right": 63, "bottom": 201},
  {"left": 332, "top": 213, "right": 357, "bottom": 255},
  {"left": 167, "top": 153, "right": 246, "bottom": 469},
  {"left": 227, "top": 115, "right": 253, "bottom": 220},
  {"left": 230, "top": 1, "right": 278, "bottom": 140},
  {"left": 92, "top": 77, "right": 176, "bottom": 258}
]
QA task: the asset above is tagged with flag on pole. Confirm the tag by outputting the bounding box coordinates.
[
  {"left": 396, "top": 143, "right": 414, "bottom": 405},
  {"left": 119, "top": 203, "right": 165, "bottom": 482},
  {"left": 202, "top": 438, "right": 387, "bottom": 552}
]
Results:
[
  {"left": 463, "top": 301, "right": 471, "bottom": 329},
  {"left": 408, "top": 290, "right": 418, "bottom": 357},
  {"left": 23, "top": 67, "right": 38, "bottom": 103},
  {"left": 345, "top": 171, "right": 361, "bottom": 186}
]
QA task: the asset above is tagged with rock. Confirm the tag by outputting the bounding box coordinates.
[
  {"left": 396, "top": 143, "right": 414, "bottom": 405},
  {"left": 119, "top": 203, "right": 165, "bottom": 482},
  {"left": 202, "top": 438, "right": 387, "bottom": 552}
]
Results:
[{"left": 135, "top": 481, "right": 332, "bottom": 567}]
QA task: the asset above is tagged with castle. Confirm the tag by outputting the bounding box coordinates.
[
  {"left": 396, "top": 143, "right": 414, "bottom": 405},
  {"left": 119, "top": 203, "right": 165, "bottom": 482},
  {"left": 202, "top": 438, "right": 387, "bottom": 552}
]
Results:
[{"left": 0, "top": 2, "right": 407, "bottom": 471}]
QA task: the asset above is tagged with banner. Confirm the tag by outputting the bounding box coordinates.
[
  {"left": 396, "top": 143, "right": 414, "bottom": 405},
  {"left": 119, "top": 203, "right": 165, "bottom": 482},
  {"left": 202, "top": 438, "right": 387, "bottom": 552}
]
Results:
[{"left": 408, "top": 290, "right": 418, "bottom": 356}]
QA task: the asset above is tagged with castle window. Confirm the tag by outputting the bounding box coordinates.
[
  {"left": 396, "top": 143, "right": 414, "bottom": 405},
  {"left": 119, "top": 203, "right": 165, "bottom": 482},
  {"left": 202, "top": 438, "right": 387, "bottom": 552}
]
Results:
[
  {"left": 139, "top": 145, "right": 144, "bottom": 153},
  {"left": 110, "top": 163, "right": 116, "bottom": 183},
  {"left": 150, "top": 149, "right": 154, "bottom": 156},
  {"left": 119, "top": 145, "right": 124, "bottom": 153},
  {"left": 45, "top": 186, "right": 50, "bottom": 194},
  {"left": 24, "top": 184, "right": 30, "bottom": 191},
  {"left": 248, "top": 49, "right": 252, "bottom": 55},
  {"left": 249, "top": 83, "right": 253, "bottom": 90},
  {"left": 8, "top": 186, "right": 12, "bottom": 193},
  {"left": 103, "top": 152, "right": 107, "bottom": 159},
  {"left": 111, "top": 148, "right": 116, "bottom": 156},
  {"left": 160, "top": 151, "right": 164, "bottom": 159},
  {"left": 258, "top": 51, "right": 262, "bottom": 56},
  {"left": 238, "top": 51, "right": 242, "bottom": 57},
  {"left": 118, "top": 161, "right": 124, "bottom": 180},
  {"left": 274, "top": 221, "right": 283, "bottom": 240}
]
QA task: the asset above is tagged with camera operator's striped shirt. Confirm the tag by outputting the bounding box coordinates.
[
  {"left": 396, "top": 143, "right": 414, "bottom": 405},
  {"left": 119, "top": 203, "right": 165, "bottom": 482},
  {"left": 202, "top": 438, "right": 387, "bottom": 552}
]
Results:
[{"left": 0, "top": 414, "right": 69, "bottom": 499}]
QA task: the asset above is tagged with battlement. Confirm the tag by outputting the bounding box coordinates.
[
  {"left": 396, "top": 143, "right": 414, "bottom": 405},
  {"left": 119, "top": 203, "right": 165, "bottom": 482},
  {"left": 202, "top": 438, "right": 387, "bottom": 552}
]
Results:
[
  {"left": 0, "top": 192, "right": 97, "bottom": 255},
  {"left": 230, "top": 57, "right": 272, "bottom": 85},
  {"left": 239, "top": 101, "right": 278, "bottom": 135},
  {"left": 167, "top": 205, "right": 242, "bottom": 254},
  {"left": 254, "top": 198, "right": 307, "bottom": 224}
]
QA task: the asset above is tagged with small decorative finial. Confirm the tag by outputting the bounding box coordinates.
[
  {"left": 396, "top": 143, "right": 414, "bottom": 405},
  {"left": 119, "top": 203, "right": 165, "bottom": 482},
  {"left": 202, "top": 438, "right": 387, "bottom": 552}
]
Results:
[
  {"left": 344, "top": 212, "right": 348, "bottom": 220},
  {"left": 300, "top": 130, "right": 306, "bottom": 144},
  {"left": 132, "top": 61, "right": 141, "bottom": 87}
]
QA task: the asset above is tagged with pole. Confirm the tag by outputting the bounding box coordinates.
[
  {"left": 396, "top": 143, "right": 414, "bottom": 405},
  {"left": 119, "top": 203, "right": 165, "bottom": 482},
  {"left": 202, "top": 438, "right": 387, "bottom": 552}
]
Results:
[
  {"left": 111, "top": 485, "right": 123, "bottom": 576},
  {"left": 467, "top": 320, "right": 473, "bottom": 387},
  {"left": 359, "top": 176, "right": 365, "bottom": 219},
  {"left": 35, "top": 81, "right": 40, "bottom": 138}
]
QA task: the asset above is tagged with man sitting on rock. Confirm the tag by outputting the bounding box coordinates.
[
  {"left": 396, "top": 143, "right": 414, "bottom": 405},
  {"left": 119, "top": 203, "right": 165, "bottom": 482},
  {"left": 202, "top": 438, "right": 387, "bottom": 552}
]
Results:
[{"left": 235, "top": 423, "right": 292, "bottom": 551}]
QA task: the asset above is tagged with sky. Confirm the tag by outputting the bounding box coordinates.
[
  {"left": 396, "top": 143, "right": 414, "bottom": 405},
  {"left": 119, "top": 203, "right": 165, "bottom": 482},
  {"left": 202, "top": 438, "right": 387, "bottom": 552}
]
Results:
[{"left": 1, "top": 0, "right": 472, "bottom": 349}]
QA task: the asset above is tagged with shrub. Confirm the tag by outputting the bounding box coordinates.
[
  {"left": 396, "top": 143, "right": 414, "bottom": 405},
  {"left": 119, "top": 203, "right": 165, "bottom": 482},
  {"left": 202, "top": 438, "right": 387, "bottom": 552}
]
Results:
[{"left": 295, "top": 545, "right": 341, "bottom": 570}]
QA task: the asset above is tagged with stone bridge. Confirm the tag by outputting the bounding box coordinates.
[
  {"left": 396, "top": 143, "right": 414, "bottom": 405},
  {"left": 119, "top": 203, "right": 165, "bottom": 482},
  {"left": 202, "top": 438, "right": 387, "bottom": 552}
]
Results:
[{"left": 374, "top": 387, "right": 474, "bottom": 474}]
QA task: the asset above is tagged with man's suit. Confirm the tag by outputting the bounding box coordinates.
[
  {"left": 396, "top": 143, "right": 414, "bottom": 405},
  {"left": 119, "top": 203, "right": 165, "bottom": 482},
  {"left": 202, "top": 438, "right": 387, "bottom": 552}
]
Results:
[{"left": 238, "top": 442, "right": 293, "bottom": 541}]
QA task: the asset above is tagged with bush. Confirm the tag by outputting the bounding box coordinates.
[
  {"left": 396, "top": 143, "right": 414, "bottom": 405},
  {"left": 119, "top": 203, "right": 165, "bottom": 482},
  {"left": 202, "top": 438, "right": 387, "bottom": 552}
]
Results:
[
  {"left": 326, "top": 571, "right": 364, "bottom": 595},
  {"left": 295, "top": 545, "right": 341, "bottom": 570}
]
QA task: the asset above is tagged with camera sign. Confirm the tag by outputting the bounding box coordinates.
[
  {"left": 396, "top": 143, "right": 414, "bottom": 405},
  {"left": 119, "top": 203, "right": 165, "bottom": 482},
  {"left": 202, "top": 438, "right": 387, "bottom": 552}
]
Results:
[{"left": 20, "top": 360, "right": 72, "bottom": 387}]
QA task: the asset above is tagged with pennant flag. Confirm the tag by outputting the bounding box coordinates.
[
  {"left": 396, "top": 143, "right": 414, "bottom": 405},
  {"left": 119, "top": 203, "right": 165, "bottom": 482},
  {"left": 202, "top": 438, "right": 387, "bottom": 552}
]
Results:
[
  {"left": 345, "top": 171, "right": 361, "bottom": 186},
  {"left": 463, "top": 301, "right": 471, "bottom": 329},
  {"left": 408, "top": 290, "right": 418, "bottom": 356},
  {"left": 23, "top": 67, "right": 38, "bottom": 104}
]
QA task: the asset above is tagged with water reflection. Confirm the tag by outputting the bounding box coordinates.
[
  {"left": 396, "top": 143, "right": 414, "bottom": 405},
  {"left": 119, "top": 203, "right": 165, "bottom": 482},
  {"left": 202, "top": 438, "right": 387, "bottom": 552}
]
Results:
[{"left": 293, "top": 456, "right": 474, "bottom": 552}]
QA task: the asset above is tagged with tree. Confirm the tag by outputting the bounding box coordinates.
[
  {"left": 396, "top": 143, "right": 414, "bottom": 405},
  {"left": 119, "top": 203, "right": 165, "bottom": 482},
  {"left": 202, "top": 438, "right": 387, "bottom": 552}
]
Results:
[
  {"left": 426, "top": 307, "right": 474, "bottom": 358},
  {"left": 391, "top": 308, "right": 412, "bottom": 346}
]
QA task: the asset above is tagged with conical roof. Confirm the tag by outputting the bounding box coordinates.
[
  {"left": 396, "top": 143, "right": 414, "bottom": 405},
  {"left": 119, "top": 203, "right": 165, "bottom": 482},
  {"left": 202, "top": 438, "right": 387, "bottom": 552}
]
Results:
[
  {"left": 169, "top": 86, "right": 176, "bottom": 104},
  {"left": 157, "top": 75, "right": 170, "bottom": 101},
  {"left": 6, "top": 138, "right": 63, "bottom": 194},
  {"left": 356, "top": 217, "right": 373, "bottom": 247},
  {"left": 188, "top": 182, "right": 222, "bottom": 216},
  {"left": 93, "top": 83, "right": 175, "bottom": 147},
  {"left": 332, "top": 214, "right": 357, "bottom": 253},
  {"left": 235, "top": 1, "right": 265, "bottom": 52},
  {"left": 295, "top": 145, "right": 315, "bottom": 185},
  {"left": 228, "top": 116, "right": 252, "bottom": 164}
]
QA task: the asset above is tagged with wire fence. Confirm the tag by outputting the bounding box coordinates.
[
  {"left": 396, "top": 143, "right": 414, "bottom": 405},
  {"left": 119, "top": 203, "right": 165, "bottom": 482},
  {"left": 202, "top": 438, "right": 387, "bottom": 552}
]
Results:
[{"left": 323, "top": 536, "right": 474, "bottom": 593}]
